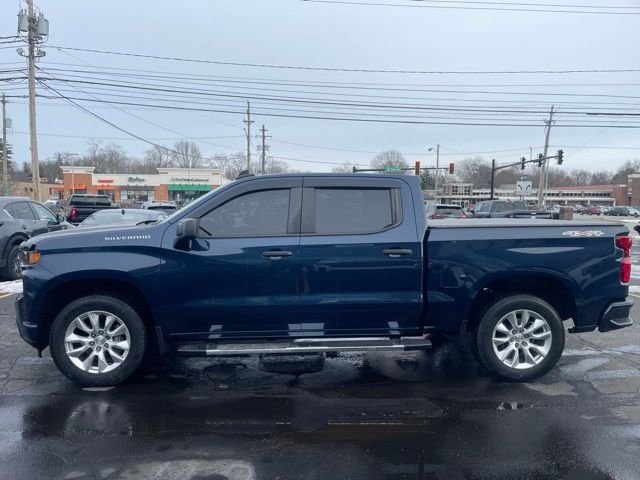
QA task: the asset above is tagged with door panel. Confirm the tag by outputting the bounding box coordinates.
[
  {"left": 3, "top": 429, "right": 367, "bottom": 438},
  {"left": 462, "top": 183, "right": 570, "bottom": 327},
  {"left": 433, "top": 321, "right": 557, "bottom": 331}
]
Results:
[
  {"left": 298, "top": 178, "right": 422, "bottom": 336},
  {"left": 161, "top": 178, "right": 302, "bottom": 340}
]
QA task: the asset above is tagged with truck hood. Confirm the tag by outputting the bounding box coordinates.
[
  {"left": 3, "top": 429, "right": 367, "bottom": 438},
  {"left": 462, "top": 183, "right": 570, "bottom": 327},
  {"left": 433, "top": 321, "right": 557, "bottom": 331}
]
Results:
[{"left": 21, "top": 223, "right": 166, "bottom": 251}]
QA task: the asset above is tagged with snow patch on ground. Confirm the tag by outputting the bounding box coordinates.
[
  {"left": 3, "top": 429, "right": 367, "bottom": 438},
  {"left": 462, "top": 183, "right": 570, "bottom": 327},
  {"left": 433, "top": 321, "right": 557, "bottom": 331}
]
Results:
[
  {"left": 0, "top": 280, "right": 23, "bottom": 293},
  {"left": 628, "top": 285, "right": 640, "bottom": 293}
]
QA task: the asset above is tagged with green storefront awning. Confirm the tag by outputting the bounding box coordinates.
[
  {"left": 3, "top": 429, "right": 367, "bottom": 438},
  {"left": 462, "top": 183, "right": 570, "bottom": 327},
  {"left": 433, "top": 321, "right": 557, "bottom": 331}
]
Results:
[{"left": 168, "top": 184, "right": 212, "bottom": 191}]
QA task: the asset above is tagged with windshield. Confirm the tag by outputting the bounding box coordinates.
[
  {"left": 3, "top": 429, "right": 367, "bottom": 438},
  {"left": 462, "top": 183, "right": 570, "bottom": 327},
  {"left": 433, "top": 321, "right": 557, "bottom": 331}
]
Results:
[{"left": 79, "top": 210, "right": 153, "bottom": 227}]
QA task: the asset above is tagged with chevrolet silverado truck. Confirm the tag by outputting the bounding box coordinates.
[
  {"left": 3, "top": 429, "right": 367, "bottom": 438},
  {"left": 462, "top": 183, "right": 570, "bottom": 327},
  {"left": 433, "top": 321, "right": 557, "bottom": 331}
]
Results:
[{"left": 16, "top": 174, "right": 634, "bottom": 386}]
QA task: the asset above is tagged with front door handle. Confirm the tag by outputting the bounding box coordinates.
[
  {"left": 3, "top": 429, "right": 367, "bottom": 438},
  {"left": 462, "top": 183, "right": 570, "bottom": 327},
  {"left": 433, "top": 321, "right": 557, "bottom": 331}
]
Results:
[
  {"left": 262, "top": 250, "right": 293, "bottom": 258},
  {"left": 383, "top": 248, "right": 413, "bottom": 257}
]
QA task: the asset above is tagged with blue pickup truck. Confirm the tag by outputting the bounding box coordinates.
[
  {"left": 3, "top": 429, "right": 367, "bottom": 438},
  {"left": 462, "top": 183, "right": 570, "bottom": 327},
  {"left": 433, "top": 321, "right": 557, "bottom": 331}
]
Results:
[{"left": 16, "top": 174, "right": 634, "bottom": 386}]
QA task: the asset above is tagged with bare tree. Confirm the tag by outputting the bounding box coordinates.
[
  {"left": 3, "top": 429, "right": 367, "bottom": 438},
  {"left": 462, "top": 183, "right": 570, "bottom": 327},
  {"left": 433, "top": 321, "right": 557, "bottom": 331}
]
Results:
[
  {"left": 455, "top": 157, "right": 493, "bottom": 188},
  {"left": 611, "top": 160, "right": 640, "bottom": 184},
  {"left": 590, "top": 170, "right": 613, "bottom": 185},
  {"left": 331, "top": 162, "right": 354, "bottom": 173},
  {"left": 81, "top": 140, "right": 132, "bottom": 173},
  {"left": 209, "top": 152, "right": 247, "bottom": 180},
  {"left": 567, "top": 169, "right": 592, "bottom": 186},
  {"left": 171, "top": 139, "right": 202, "bottom": 169},
  {"left": 141, "top": 145, "right": 175, "bottom": 173},
  {"left": 370, "top": 150, "right": 408, "bottom": 173}
]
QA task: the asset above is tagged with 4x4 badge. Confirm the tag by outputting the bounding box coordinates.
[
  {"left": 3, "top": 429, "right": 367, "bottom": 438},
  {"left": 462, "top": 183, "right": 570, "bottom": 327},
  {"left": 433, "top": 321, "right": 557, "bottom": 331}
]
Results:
[{"left": 562, "top": 230, "right": 605, "bottom": 237}]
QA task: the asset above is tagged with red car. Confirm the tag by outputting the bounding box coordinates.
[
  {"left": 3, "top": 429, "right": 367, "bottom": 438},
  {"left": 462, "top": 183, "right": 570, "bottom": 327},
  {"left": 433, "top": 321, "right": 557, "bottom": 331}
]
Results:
[{"left": 583, "top": 206, "right": 602, "bottom": 215}]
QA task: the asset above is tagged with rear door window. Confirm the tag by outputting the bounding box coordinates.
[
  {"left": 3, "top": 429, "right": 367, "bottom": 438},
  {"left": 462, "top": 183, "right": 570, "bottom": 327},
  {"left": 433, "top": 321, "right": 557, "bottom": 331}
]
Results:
[
  {"left": 494, "top": 202, "right": 515, "bottom": 212},
  {"left": 314, "top": 188, "right": 395, "bottom": 234},
  {"left": 436, "top": 206, "right": 462, "bottom": 216},
  {"left": 7, "top": 201, "right": 37, "bottom": 220}
]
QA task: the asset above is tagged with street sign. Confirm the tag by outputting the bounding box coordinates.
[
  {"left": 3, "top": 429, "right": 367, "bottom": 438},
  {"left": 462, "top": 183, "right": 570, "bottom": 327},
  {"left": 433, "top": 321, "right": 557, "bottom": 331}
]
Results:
[
  {"left": 516, "top": 181, "right": 532, "bottom": 197},
  {"left": 384, "top": 166, "right": 402, "bottom": 172}
]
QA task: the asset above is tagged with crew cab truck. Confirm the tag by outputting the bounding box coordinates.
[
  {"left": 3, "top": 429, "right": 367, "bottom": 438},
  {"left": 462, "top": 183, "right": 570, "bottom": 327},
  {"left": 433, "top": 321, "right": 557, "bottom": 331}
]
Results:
[
  {"left": 16, "top": 174, "right": 634, "bottom": 387},
  {"left": 63, "top": 194, "right": 116, "bottom": 224},
  {"left": 471, "top": 200, "right": 550, "bottom": 219}
]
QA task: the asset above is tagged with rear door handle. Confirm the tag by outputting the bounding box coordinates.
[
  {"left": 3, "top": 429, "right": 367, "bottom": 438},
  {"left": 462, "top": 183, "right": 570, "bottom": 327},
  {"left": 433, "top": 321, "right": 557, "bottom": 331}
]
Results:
[
  {"left": 383, "top": 248, "right": 413, "bottom": 257},
  {"left": 262, "top": 250, "right": 293, "bottom": 258}
]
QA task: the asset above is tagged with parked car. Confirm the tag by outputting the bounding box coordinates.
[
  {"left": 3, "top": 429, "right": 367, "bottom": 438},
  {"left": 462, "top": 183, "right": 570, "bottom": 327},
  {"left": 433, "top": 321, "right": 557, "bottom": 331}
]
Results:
[
  {"left": 628, "top": 207, "right": 640, "bottom": 217},
  {"left": 78, "top": 208, "right": 169, "bottom": 228},
  {"left": 0, "top": 197, "right": 72, "bottom": 280},
  {"left": 44, "top": 197, "right": 61, "bottom": 213},
  {"left": 16, "top": 174, "right": 634, "bottom": 387},
  {"left": 62, "top": 194, "right": 118, "bottom": 224},
  {"left": 583, "top": 206, "right": 602, "bottom": 215},
  {"left": 425, "top": 204, "right": 467, "bottom": 219},
  {"left": 470, "top": 200, "right": 550, "bottom": 219},
  {"left": 140, "top": 201, "right": 177, "bottom": 215}
]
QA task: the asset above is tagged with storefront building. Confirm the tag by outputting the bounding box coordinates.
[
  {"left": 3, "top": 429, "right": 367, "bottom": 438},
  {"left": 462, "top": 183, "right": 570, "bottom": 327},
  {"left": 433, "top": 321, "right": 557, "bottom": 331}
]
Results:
[{"left": 59, "top": 166, "right": 226, "bottom": 205}]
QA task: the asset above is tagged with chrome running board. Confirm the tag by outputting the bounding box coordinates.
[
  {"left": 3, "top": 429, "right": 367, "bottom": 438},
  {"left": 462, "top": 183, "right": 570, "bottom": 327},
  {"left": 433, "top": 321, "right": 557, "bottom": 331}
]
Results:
[{"left": 176, "top": 335, "right": 432, "bottom": 356}]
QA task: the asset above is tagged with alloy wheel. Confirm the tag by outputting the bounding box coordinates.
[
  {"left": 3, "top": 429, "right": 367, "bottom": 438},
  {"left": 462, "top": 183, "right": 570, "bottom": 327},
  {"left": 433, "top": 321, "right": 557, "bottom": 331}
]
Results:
[
  {"left": 63, "top": 310, "right": 131, "bottom": 374},
  {"left": 491, "top": 309, "right": 552, "bottom": 370}
]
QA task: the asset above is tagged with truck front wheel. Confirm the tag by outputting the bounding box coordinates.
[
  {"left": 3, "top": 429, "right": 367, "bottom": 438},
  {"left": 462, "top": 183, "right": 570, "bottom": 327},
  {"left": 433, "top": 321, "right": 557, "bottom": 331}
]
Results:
[
  {"left": 474, "top": 294, "right": 565, "bottom": 382},
  {"left": 49, "top": 295, "right": 147, "bottom": 387}
]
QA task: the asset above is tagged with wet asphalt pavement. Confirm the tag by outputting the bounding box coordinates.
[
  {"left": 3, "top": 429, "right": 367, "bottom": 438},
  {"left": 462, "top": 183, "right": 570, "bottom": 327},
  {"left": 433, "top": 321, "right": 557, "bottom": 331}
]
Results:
[{"left": 1, "top": 260, "right": 640, "bottom": 479}]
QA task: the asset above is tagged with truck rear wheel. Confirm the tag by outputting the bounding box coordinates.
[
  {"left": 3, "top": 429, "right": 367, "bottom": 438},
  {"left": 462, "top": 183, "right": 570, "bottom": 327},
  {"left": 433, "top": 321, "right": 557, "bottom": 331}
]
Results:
[
  {"left": 49, "top": 295, "right": 147, "bottom": 387},
  {"left": 474, "top": 294, "right": 564, "bottom": 382}
]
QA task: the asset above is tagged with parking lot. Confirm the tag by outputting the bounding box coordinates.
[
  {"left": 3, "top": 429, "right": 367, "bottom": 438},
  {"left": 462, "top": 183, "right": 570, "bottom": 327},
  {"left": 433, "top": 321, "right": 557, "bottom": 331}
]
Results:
[{"left": 0, "top": 240, "right": 637, "bottom": 479}]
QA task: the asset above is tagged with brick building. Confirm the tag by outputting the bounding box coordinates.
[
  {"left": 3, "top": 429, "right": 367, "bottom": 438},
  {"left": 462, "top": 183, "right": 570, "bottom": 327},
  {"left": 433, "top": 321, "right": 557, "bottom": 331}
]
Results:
[{"left": 58, "top": 166, "right": 226, "bottom": 205}]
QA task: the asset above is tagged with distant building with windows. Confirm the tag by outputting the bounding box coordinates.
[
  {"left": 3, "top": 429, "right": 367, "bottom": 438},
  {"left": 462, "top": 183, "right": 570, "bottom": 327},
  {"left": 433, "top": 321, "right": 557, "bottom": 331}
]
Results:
[
  {"left": 433, "top": 182, "right": 627, "bottom": 208},
  {"left": 58, "top": 166, "right": 227, "bottom": 205}
]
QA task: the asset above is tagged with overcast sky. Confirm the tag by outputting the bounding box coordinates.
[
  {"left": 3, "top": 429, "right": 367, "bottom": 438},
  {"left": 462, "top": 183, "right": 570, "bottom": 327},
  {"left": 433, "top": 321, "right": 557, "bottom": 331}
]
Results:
[{"left": 1, "top": 0, "right": 639, "bottom": 173}]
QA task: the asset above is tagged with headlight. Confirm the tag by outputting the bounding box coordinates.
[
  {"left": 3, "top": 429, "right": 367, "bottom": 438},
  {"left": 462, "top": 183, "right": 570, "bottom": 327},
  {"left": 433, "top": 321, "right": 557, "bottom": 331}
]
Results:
[{"left": 25, "top": 251, "right": 41, "bottom": 265}]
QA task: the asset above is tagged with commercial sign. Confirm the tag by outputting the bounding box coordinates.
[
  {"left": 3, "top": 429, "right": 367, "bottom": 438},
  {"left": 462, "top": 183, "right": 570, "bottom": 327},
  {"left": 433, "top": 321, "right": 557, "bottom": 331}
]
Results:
[
  {"left": 516, "top": 181, "right": 532, "bottom": 196},
  {"left": 170, "top": 177, "right": 208, "bottom": 183},
  {"left": 127, "top": 176, "right": 146, "bottom": 183},
  {"left": 97, "top": 179, "right": 113, "bottom": 183}
]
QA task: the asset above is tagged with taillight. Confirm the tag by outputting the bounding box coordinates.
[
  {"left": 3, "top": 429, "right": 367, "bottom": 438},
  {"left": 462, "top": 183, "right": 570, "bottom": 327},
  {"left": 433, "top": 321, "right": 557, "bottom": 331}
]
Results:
[
  {"left": 460, "top": 212, "right": 467, "bottom": 218},
  {"left": 429, "top": 212, "right": 442, "bottom": 219},
  {"left": 70, "top": 207, "right": 77, "bottom": 221},
  {"left": 616, "top": 235, "right": 632, "bottom": 283},
  {"left": 506, "top": 212, "right": 515, "bottom": 218}
]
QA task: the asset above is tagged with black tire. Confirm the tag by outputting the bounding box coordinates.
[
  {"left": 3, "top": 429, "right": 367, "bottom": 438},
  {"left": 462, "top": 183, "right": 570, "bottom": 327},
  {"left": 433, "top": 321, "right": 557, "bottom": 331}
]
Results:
[
  {"left": 474, "top": 294, "right": 565, "bottom": 382},
  {"left": 2, "top": 244, "right": 23, "bottom": 280},
  {"left": 49, "top": 295, "right": 147, "bottom": 387}
]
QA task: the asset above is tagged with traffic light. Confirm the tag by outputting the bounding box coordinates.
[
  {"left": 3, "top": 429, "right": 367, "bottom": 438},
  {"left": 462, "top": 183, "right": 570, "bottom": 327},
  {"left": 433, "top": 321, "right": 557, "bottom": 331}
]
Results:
[
  {"left": 557, "top": 149, "right": 564, "bottom": 165},
  {"left": 538, "top": 153, "right": 544, "bottom": 167},
  {"left": 449, "top": 163, "right": 455, "bottom": 175},
  {"left": 0, "top": 141, "right": 11, "bottom": 161},
  {"left": 521, "top": 157, "right": 526, "bottom": 170},
  {"left": 414, "top": 160, "right": 421, "bottom": 176}
]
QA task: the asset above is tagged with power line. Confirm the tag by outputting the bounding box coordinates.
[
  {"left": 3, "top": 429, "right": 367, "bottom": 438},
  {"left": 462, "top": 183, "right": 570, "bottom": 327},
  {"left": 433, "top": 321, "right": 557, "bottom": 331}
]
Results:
[
  {"left": 49, "top": 46, "right": 640, "bottom": 75},
  {"left": 26, "top": 93, "right": 640, "bottom": 127},
  {"left": 36, "top": 67, "right": 244, "bottom": 151},
  {"left": 36, "top": 80, "right": 228, "bottom": 160},
  {"left": 300, "top": 0, "right": 640, "bottom": 14}
]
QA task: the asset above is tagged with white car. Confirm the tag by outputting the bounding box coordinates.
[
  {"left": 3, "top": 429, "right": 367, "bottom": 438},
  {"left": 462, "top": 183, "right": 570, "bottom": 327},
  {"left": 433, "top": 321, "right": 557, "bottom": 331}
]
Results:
[{"left": 628, "top": 207, "right": 640, "bottom": 217}]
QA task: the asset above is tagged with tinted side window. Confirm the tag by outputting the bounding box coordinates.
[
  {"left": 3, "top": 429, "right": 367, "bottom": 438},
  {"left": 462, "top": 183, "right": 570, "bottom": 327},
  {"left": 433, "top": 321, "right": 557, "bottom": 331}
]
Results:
[
  {"left": 31, "top": 203, "right": 56, "bottom": 222},
  {"left": 199, "top": 189, "right": 291, "bottom": 237},
  {"left": 314, "top": 188, "right": 394, "bottom": 234},
  {"left": 10, "top": 202, "right": 37, "bottom": 220},
  {"left": 495, "top": 202, "right": 514, "bottom": 212}
]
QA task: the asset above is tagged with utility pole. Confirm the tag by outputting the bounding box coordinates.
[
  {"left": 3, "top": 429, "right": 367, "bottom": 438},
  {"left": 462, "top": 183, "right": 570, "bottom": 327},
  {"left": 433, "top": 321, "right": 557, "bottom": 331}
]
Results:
[
  {"left": 2, "top": 94, "right": 8, "bottom": 196},
  {"left": 490, "top": 158, "right": 496, "bottom": 200},
  {"left": 258, "top": 125, "right": 271, "bottom": 175},
  {"left": 537, "top": 105, "right": 555, "bottom": 208},
  {"left": 428, "top": 144, "right": 440, "bottom": 203},
  {"left": 243, "top": 101, "right": 253, "bottom": 172},
  {"left": 26, "top": 0, "right": 40, "bottom": 201}
]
